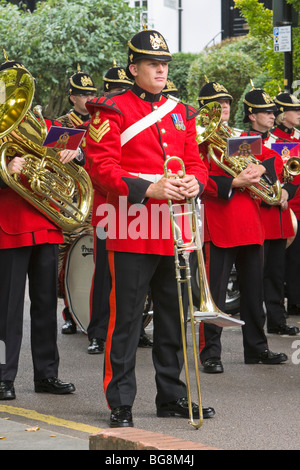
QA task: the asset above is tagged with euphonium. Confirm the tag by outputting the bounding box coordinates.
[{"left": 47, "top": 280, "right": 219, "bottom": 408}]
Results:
[
  {"left": 196, "top": 101, "right": 282, "bottom": 206},
  {"left": 0, "top": 65, "right": 93, "bottom": 231}
]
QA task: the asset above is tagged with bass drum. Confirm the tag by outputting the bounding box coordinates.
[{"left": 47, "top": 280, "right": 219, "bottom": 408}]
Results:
[
  {"left": 64, "top": 233, "right": 95, "bottom": 334},
  {"left": 64, "top": 234, "right": 155, "bottom": 334}
]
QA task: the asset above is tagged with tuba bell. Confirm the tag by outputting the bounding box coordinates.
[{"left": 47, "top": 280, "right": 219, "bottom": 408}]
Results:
[
  {"left": 0, "top": 65, "right": 93, "bottom": 232},
  {"left": 196, "top": 101, "right": 282, "bottom": 206}
]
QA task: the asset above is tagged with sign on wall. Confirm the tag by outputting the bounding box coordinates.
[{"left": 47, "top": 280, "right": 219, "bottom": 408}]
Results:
[{"left": 274, "top": 25, "right": 292, "bottom": 52}]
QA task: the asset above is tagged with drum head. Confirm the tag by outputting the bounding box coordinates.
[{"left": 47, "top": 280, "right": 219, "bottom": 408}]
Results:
[{"left": 64, "top": 234, "right": 95, "bottom": 333}]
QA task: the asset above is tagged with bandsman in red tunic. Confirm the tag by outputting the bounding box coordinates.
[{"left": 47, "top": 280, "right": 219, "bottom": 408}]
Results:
[
  {"left": 0, "top": 59, "right": 75, "bottom": 400},
  {"left": 273, "top": 92, "right": 300, "bottom": 317},
  {"left": 197, "top": 81, "right": 288, "bottom": 374},
  {"left": 85, "top": 29, "right": 214, "bottom": 427},
  {"left": 242, "top": 87, "right": 299, "bottom": 336},
  {"left": 56, "top": 67, "right": 97, "bottom": 336},
  {"left": 87, "top": 62, "right": 153, "bottom": 353},
  {"left": 85, "top": 62, "right": 134, "bottom": 355}
]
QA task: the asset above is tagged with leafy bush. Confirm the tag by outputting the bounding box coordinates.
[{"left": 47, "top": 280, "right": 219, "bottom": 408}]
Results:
[
  {"left": 234, "top": 72, "right": 271, "bottom": 129},
  {"left": 168, "top": 52, "right": 199, "bottom": 102},
  {"left": 0, "top": 0, "right": 140, "bottom": 117},
  {"left": 234, "top": 0, "right": 300, "bottom": 96},
  {"left": 187, "top": 36, "right": 262, "bottom": 124}
]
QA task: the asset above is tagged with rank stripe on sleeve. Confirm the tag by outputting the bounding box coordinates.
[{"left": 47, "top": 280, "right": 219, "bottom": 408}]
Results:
[{"left": 89, "top": 119, "right": 110, "bottom": 143}]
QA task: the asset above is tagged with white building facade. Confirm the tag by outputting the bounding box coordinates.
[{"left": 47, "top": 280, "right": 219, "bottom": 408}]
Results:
[{"left": 127, "top": 0, "right": 223, "bottom": 54}]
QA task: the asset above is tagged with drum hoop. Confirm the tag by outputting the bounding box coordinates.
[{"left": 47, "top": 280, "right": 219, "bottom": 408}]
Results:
[{"left": 64, "top": 233, "right": 94, "bottom": 334}]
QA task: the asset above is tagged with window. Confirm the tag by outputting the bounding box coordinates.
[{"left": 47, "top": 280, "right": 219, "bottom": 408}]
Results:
[{"left": 134, "top": 0, "right": 148, "bottom": 26}]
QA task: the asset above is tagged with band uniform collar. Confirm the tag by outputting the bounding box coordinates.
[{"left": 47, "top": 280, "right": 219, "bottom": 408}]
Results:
[
  {"left": 277, "top": 123, "right": 293, "bottom": 135},
  {"left": 131, "top": 83, "right": 162, "bottom": 103},
  {"left": 249, "top": 127, "right": 269, "bottom": 141},
  {"left": 71, "top": 109, "right": 90, "bottom": 122}
]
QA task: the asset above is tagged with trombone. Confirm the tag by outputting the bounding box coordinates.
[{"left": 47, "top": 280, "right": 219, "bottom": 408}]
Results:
[{"left": 164, "top": 156, "right": 229, "bottom": 429}]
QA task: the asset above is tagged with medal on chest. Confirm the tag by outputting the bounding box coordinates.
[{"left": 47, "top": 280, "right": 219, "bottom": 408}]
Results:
[{"left": 171, "top": 113, "right": 185, "bottom": 131}]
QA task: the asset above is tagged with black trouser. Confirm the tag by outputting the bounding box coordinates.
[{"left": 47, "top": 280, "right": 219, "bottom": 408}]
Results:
[
  {"left": 263, "top": 238, "right": 287, "bottom": 328},
  {"left": 104, "top": 251, "right": 187, "bottom": 409},
  {"left": 199, "top": 242, "right": 268, "bottom": 363},
  {"left": 285, "top": 221, "right": 300, "bottom": 305},
  {"left": 87, "top": 232, "right": 110, "bottom": 341},
  {"left": 0, "top": 244, "right": 59, "bottom": 382}
]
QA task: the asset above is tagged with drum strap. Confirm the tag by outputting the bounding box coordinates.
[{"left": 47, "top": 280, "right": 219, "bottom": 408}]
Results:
[{"left": 120, "top": 97, "right": 178, "bottom": 147}]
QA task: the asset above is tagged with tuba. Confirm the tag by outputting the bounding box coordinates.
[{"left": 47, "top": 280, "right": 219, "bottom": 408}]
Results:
[
  {"left": 0, "top": 65, "right": 93, "bottom": 232},
  {"left": 196, "top": 102, "right": 282, "bottom": 206}
]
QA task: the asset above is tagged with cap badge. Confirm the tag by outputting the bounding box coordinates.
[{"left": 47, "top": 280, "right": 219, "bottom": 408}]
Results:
[
  {"left": 213, "top": 83, "right": 228, "bottom": 93},
  {"left": 262, "top": 92, "right": 272, "bottom": 104},
  {"left": 81, "top": 75, "right": 93, "bottom": 87},
  {"left": 118, "top": 69, "right": 127, "bottom": 80},
  {"left": 150, "top": 33, "right": 168, "bottom": 51}
]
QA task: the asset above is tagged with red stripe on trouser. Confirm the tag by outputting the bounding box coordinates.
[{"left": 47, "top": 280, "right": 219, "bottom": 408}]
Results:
[
  {"left": 103, "top": 250, "right": 116, "bottom": 408},
  {"left": 198, "top": 242, "right": 211, "bottom": 357},
  {"left": 88, "top": 227, "right": 97, "bottom": 321}
]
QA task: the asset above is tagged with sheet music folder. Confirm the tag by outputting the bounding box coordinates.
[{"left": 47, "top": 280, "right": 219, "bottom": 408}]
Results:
[{"left": 193, "top": 311, "right": 245, "bottom": 327}]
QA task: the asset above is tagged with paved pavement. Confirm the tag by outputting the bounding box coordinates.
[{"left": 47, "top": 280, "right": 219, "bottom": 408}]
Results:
[
  {"left": 0, "top": 418, "right": 88, "bottom": 450},
  {"left": 0, "top": 288, "right": 299, "bottom": 451}
]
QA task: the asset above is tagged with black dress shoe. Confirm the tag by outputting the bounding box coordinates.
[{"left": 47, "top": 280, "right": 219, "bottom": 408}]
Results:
[
  {"left": 138, "top": 333, "right": 153, "bottom": 348},
  {"left": 61, "top": 319, "right": 77, "bottom": 334},
  {"left": 245, "top": 349, "right": 288, "bottom": 365},
  {"left": 0, "top": 381, "right": 16, "bottom": 400},
  {"left": 203, "top": 357, "right": 224, "bottom": 373},
  {"left": 110, "top": 406, "right": 133, "bottom": 427},
  {"left": 268, "top": 324, "right": 299, "bottom": 336},
  {"left": 157, "top": 397, "right": 215, "bottom": 419},
  {"left": 34, "top": 377, "right": 75, "bottom": 394},
  {"left": 87, "top": 338, "right": 105, "bottom": 354}
]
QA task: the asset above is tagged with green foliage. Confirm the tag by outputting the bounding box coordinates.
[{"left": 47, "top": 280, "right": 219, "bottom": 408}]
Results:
[
  {"left": 287, "top": 0, "right": 300, "bottom": 10},
  {"left": 234, "top": 0, "right": 300, "bottom": 96},
  {"left": 186, "top": 36, "right": 262, "bottom": 123},
  {"left": 168, "top": 52, "right": 199, "bottom": 102},
  {"left": 234, "top": 72, "right": 271, "bottom": 129},
  {"left": 0, "top": 0, "right": 140, "bottom": 117},
  {"left": 234, "top": 0, "right": 273, "bottom": 39}
]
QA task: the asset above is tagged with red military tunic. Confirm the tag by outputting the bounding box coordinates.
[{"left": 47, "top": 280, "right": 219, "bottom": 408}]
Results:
[
  {"left": 0, "top": 118, "right": 64, "bottom": 248},
  {"left": 272, "top": 125, "right": 300, "bottom": 220},
  {"left": 199, "top": 142, "right": 270, "bottom": 248},
  {"left": 85, "top": 87, "right": 208, "bottom": 255},
  {"left": 272, "top": 125, "right": 300, "bottom": 143},
  {"left": 244, "top": 131, "right": 295, "bottom": 240}
]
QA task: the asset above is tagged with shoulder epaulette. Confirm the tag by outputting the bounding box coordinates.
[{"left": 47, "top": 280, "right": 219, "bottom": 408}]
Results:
[
  {"left": 67, "top": 111, "right": 84, "bottom": 127},
  {"left": 87, "top": 96, "right": 124, "bottom": 116}
]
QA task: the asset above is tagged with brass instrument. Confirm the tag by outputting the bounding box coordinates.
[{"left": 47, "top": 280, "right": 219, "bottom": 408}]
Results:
[
  {"left": 196, "top": 101, "right": 282, "bottom": 206},
  {"left": 283, "top": 156, "right": 300, "bottom": 182},
  {"left": 164, "top": 156, "right": 230, "bottom": 429},
  {"left": 0, "top": 65, "right": 93, "bottom": 231}
]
